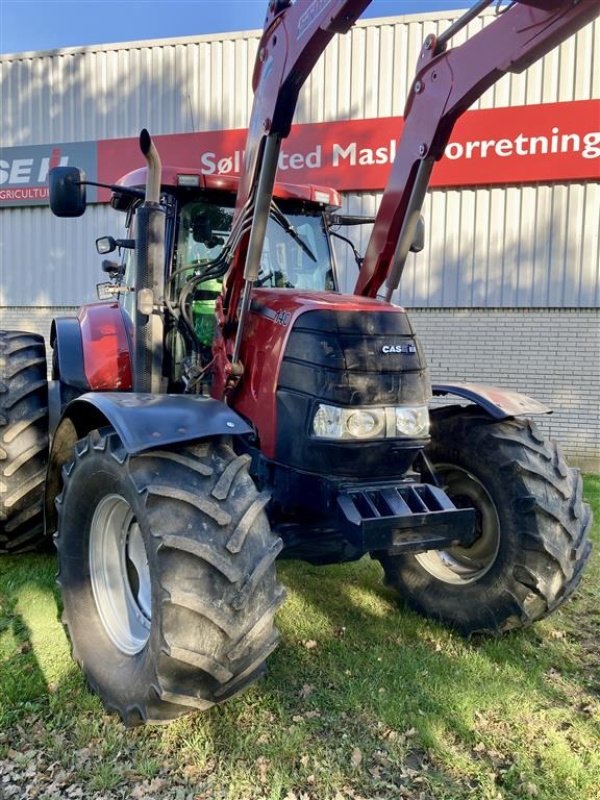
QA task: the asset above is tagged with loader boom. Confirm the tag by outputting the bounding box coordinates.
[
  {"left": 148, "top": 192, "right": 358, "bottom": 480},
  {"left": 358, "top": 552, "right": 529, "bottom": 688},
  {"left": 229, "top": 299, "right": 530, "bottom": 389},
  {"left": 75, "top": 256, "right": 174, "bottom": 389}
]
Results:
[{"left": 354, "top": 0, "right": 600, "bottom": 299}]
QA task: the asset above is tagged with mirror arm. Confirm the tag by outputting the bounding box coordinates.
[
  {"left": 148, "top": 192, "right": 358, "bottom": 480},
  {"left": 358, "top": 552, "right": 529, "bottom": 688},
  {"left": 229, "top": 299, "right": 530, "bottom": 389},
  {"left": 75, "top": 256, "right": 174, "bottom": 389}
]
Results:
[
  {"left": 327, "top": 213, "right": 376, "bottom": 226},
  {"left": 76, "top": 179, "right": 145, "bottom": 200}
]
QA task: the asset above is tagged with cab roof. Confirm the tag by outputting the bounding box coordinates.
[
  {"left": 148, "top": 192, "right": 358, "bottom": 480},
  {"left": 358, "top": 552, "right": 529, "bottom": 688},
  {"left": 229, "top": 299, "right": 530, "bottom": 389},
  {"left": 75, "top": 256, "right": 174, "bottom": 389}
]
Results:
[{"left": 117, "top": 166, "right": 341, "bottom": 208}]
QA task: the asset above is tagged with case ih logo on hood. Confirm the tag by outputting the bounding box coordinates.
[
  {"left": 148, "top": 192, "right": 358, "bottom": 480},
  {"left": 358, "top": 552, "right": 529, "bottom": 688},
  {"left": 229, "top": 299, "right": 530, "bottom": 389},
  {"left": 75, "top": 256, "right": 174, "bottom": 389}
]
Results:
[
  {"left": 382, "top": 344, "right": 417, "bottom": 354},
  {"left": 0, "top": 141, "right": 97, "bottom": 206}
]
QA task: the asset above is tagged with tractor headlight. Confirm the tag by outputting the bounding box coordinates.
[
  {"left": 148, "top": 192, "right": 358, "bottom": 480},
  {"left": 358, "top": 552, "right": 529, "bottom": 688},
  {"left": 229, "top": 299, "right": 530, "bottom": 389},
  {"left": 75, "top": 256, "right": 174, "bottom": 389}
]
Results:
[
  {"left": 311, "top": 403, "right": 429, "bottom": 441},
  {"left": 395, "top": 406, "right": 430, "bottom": 437}
]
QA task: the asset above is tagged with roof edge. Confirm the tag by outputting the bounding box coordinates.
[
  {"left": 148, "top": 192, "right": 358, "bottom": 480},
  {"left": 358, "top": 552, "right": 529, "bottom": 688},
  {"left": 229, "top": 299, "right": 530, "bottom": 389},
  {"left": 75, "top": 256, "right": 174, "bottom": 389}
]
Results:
[{"left": 0, "top": 7, "right": 471, "bottom": 62}]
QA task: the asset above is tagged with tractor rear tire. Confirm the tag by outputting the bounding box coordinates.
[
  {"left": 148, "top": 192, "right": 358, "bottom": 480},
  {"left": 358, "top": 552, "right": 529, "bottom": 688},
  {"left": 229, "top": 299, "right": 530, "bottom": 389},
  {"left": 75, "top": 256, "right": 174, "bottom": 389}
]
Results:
[
  {"left": 377, "top": 412, "right": 592, "bottom": 635},
  {"left": 0, "top": 330, "right": 49, "bottom": 554},
  {"left": 55, "top": 429, "right": 285, "bottom": 725}
]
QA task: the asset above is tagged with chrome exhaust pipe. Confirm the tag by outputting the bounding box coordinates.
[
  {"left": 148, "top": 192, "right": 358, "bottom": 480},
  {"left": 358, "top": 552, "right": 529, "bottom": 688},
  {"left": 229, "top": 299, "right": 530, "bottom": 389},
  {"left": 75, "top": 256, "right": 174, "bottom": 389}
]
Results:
[{"left": 139, "top": 128, "right": 162, "bottom": 204}]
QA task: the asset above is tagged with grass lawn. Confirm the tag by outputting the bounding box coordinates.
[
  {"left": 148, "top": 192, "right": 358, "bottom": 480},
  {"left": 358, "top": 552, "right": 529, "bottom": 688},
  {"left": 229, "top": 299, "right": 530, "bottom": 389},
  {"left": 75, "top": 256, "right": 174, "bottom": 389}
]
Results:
[{"left": 0, "top": 476, "right": 598, "bottom": 800}]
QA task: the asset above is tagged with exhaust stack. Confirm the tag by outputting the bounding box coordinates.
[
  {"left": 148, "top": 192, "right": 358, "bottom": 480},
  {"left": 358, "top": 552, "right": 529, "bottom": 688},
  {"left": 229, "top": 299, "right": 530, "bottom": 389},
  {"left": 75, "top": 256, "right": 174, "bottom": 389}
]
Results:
[
  {"left": 139, "top": 128, "right": 162, "bottom": 204},
  {"left": 133, "top": 129, "right": 165, "bottom": 393}
]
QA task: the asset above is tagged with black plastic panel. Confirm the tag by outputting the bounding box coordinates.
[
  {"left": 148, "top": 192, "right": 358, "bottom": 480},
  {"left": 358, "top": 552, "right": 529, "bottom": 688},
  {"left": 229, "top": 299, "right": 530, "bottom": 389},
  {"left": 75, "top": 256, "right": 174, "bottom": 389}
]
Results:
[
  {"left": 50, "top": 317, "right": 89, "bottom": 391},
  {"left": 64, "top": 392, "right": 252, "bottom": 454}
]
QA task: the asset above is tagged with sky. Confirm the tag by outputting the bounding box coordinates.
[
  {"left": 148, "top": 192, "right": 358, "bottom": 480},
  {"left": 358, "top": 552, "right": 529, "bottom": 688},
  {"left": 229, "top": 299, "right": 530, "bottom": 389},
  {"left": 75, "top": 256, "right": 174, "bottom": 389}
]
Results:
[{"left": 0, "top": 0, "right": 468, "bottom": 55}]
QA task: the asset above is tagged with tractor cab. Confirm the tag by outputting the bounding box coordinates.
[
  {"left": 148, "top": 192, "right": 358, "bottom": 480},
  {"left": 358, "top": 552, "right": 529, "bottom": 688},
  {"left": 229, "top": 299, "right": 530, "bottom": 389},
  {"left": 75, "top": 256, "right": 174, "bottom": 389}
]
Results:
[
  {"left": 105, "top": 167, "right": 341, "bottom": 293},
  {"left": 94, "top": 166, "right": 343, "bottom": 392}
]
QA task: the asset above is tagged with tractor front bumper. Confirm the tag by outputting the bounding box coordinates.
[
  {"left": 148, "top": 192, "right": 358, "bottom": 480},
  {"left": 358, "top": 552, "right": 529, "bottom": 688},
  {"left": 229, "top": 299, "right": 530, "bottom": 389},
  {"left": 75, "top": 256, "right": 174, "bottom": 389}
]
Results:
[{"left": 337, "top": 483, "right": 476, "bottom": 554}]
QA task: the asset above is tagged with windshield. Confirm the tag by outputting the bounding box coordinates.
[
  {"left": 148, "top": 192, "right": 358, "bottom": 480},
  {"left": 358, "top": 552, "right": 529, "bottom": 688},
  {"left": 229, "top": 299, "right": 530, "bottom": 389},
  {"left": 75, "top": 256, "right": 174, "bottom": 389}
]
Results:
[{"left": 175, "top": 200, "right": 335, "bottom": 291}]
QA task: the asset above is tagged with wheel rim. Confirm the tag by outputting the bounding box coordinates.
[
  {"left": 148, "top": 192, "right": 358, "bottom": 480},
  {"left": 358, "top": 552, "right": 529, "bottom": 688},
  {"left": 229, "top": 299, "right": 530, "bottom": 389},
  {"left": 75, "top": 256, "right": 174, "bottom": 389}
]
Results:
[
  {"left": 415, "top": 464, "right": 501, "bottom": 585},
  {"left": 89, "top": 494, "right": 151, "bottom": 655}
]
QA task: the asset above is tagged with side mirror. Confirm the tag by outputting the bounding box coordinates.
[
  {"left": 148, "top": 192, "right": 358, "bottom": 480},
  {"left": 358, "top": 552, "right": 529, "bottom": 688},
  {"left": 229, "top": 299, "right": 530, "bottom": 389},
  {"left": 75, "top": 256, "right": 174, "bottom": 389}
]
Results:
[
  {"left": 192, "top": 213, "right": 224, "bottom": 249},
  {"left": 48, "top": 166, "right": 87, "bottom": 217},
  {"left": 409, "top": 215, "right": 425, "bottom": 254},
  {"left": 192, "top": 213, "right": 212, "bottom": 243}
]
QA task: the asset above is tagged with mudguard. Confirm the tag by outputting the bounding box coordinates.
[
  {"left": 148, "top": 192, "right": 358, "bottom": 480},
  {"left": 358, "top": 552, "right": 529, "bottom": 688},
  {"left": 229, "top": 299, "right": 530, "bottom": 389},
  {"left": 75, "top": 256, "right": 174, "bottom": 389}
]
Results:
[
  {"left": 44, "top": 392, "right": 253, "bottom": 536},
  {"left": 50, "top": 317, "right": 89, "bottom": 391},
  {"left": 432, "top": 382, "right": 551, "bottom": 419},
  {"left": 58, "top": 392, "right": 252, "bottom": 454},
  {"left": 51, "top": 305, "right": 134, "bottom": 393}
]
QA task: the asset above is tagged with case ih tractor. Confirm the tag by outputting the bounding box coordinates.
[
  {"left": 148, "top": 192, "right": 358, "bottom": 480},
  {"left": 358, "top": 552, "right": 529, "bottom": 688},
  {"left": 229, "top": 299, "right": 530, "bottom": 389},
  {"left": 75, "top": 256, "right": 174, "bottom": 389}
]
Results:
[{"left": 0, "top": 0, "right": 596, "bottom": 725}]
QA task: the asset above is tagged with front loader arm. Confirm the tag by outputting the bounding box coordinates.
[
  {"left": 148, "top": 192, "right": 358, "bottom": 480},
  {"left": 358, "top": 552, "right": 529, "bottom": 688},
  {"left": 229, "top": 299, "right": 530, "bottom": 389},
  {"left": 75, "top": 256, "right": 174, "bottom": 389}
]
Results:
[
  {"left": 354, "top": 0, "right": 600, "bottom": 300},
  {"left": 219, "top": 0, "right": 370, "bottom": 372}
]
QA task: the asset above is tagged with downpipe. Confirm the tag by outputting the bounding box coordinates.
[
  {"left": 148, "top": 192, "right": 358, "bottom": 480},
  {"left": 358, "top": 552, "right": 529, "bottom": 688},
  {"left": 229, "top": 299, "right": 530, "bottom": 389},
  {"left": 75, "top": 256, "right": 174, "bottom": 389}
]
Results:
[{"left": 134, "top": 129, "right": 166, "bottom": 393}]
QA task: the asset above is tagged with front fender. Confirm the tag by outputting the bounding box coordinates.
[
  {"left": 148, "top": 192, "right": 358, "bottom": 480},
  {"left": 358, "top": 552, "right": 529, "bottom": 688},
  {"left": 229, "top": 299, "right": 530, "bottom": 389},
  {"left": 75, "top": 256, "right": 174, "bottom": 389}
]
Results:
[
  {"left": 432, "top": 382, "right": 551, "bottom": 419},
  {"left": 57, "top": 391, "right": 252, "bottom": 454},
  {"left": 45, "top": 392, "right": 252, "bottom": 536}
]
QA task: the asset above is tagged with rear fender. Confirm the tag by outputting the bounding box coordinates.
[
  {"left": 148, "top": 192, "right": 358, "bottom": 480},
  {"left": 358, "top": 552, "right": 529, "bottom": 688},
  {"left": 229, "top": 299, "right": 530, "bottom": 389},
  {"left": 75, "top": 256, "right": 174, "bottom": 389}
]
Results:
[
  {"left": 51, "top": 305, "right": 134, "bottom": 392},
  {"left": 431, "top": 382, "right": 551, "bottom": 419},
  {"left": 50, "top": 316, "right": 89, "bottom": 391},
  {"left": 45, "top": 392, "right": 252, "bottom": 535}
]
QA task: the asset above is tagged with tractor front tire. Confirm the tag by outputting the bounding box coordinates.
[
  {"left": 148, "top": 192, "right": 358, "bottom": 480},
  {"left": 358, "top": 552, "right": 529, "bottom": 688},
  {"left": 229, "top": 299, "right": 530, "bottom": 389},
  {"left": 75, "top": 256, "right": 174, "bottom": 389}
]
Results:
[
  {"left": 0, "top": 330, "right": 49, "bottom": 554},
  {"left": 56, "top": 430, "right": 285, "bottom": 725},
  {"left": 378, "top": 412, "right": 592, "bottom": 635}
]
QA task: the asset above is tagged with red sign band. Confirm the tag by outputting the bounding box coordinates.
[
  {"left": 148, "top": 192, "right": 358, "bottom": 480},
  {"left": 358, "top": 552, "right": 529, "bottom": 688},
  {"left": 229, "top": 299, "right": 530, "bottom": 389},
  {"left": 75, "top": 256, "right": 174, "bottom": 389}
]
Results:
[
  {"left": 98, "top": 100, "right": 599, "bottom": 194},
  {"left": 1, "top": 100, "right": 598, "bottom": 207}
]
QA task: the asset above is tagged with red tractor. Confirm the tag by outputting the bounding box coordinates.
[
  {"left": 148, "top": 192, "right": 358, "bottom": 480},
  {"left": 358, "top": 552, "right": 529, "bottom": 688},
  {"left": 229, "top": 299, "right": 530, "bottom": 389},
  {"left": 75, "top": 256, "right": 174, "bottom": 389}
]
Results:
[{"left": 0, "top": 0, "right": 596, "bottom": 725}]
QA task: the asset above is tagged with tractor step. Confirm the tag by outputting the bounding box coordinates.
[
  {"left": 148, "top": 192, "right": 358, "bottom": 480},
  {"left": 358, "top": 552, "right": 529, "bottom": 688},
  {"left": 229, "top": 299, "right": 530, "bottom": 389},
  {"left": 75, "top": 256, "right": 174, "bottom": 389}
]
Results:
[{"left": 337, "top": 483, "right": 475, "bottom": 554}]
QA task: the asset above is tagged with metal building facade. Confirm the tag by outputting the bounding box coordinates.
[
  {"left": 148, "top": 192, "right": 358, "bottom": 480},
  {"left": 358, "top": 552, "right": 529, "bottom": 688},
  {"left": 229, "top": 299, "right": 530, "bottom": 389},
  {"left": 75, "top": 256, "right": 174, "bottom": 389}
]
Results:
[
  {"left": 1, "top": 9, "right": 599, "bottom": 464},
  {"left": 1, "top": 9, "right": 599, "bottom": 308}
]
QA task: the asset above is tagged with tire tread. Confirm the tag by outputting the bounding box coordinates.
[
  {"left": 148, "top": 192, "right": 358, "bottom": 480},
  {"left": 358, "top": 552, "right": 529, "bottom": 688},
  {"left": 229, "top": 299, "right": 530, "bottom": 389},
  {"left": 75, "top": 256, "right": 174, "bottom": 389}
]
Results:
[
  {"left": 56, "top": 431, "right": 283, "bottom": 724},
  {"left": 379, "top": 412, "right": 592, "bottom": 635},
  {"left": 0, "top": 330, "right": 49, "bottom": 553}
]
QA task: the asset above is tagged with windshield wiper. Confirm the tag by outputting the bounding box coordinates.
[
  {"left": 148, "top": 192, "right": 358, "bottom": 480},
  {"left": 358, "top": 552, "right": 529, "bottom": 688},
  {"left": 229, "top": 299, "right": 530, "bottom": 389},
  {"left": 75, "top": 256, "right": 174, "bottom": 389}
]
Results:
[{"left": 269, "top": 200, "right": 317, "bottom": 263}]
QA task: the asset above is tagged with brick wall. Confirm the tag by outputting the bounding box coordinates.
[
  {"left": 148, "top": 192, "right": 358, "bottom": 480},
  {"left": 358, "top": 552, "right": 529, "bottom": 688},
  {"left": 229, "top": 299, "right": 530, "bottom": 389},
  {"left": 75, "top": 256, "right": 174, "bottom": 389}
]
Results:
[
  {"left": 0, "top": 307, "right": 72, "bottom": 341},
  {"left": 410, "top": 308, "right": 600, "bottom": 471},
  {"left": 2, "top": 305, "right": 598, "bottom": 470}
]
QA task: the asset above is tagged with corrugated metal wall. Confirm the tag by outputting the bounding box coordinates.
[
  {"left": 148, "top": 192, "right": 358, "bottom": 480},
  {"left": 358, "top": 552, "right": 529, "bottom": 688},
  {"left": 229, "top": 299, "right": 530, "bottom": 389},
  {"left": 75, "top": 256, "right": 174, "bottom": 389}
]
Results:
[
  {"left": 335, "top": 182, "right": 600, "bottom": 307},
  {"left": 0, "top": 204, "right": 109, "bottom": 306},
  {"left": 0, "top": 29, "right": 259, "bottom": 145},
  {"left": 1, "top": 9, "right": 599, "bottom": 307}
]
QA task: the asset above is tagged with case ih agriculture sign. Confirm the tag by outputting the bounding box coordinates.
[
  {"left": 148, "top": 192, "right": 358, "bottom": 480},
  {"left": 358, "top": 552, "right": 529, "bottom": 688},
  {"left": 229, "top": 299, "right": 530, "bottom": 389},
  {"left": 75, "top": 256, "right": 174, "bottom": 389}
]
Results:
[
  {"left": 0, "top": 142, "right": 98, "bottom": 206},
  {"left": 1, "top": 100, "right": 598, "bottom": 207}
]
